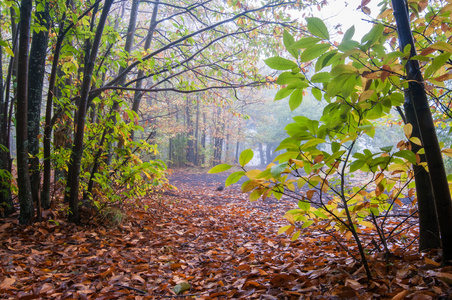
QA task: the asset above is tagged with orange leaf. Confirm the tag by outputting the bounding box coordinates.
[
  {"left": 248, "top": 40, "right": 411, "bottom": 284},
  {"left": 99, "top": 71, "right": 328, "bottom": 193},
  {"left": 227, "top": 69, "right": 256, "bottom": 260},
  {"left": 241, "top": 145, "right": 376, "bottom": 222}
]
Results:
[
  {"left": 391, "top": 290, "right": 409, "bottom": 300},
  {"left": 424, "top": 257, "right": 441, "bottom": 267}
]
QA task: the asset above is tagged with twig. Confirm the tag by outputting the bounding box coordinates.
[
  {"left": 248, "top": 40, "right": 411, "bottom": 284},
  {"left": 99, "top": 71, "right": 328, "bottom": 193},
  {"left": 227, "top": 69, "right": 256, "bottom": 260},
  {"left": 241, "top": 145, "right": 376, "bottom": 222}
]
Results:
[{"left": 114, "top": 283, "right": 147, "bottom": 294}]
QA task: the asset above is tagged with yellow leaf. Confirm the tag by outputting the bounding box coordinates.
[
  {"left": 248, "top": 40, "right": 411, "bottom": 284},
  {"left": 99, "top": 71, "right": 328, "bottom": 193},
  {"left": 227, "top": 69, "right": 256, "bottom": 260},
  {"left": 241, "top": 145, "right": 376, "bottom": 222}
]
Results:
[
  {"left": 359, "top": 89, "right": 375, "bottom": 102},
  {"left": 403, "top": 123, "right": 413, "bottom": 139},
  {"left": 289, "top": 159, "right": 304, "bottom": 168},
  {"left": 430, "top": 41, "right": 452, "bottom": 53},
  {"left": 442, "top": 148, "right": 452, "bottom": 158},
  {"left": 245, "top": 169, "right": 262, "bottom": 179},
  {"left": 409, "top": 137, "right": 422, "bottom": 146},
  {"left": 284, "top": 212, "right": 296, "bottom": 225},
  {"left": 425, "top": 257, "right": 441, "bottom": 267},
  {"left": 359, "top": 221, "right": 375, "bottom": 229},
  {"left": 278, "top": 225, "right": 293, "bottom": 235}
]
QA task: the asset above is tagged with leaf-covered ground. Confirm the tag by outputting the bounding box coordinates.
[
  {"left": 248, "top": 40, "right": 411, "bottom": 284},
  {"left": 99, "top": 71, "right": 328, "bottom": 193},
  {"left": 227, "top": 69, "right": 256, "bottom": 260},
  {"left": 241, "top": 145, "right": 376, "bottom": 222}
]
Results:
[{"left": 1, "top": 168, "right": 451, "bottom": 299}]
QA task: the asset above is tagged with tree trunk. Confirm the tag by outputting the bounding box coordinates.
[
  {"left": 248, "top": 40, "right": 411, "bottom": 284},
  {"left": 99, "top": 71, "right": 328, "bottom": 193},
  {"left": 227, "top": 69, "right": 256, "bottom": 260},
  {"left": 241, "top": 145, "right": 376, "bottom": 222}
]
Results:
[
  {"left": 194, "top": 99, "right": 199, "bottom": 166},
  {"left": 258, "top": 143, "right": 265, "bottom": 166},
  {"left": 201, "top": 112, "right": 206, "bottom": 165},
  {"left": 403, "top": 94, "right": 440, "bottom": 251},
  {"left": 186, "top": 99, "right": 195, "bottom": 165},
  {"left": 0, "top": 48, "right": 14, "bottom": 217},
  {"left": 265, "top": 143, "right": 272, "bottom": 165},
  {"left": 131, "top": 0, "right": 159, "bottom": 141},
  {"left": 393, "top": 0, "right": 452, "bottom": 264},
  {"left": 16, "top": 0, "right": 34, "bottom": 224},
  {"left": 66, "top": 0, "right": 113, "bottom": 223},
  {"left": 28, "top": 0, "right": 50, "bottom": 212}
]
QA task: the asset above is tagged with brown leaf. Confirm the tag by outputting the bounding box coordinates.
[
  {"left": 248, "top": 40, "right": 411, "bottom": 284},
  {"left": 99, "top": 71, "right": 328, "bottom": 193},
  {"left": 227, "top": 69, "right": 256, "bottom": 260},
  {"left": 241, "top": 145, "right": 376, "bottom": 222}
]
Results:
[{"left": 0, "top": 278, "right": 16, "bottom": 289}]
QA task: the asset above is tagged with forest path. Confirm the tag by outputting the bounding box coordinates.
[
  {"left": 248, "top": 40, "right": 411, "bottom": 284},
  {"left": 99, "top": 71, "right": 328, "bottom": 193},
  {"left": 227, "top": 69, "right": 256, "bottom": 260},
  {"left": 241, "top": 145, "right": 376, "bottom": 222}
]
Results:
[{"left": 0, "top": 169, "right": 447, "bottom": 299}]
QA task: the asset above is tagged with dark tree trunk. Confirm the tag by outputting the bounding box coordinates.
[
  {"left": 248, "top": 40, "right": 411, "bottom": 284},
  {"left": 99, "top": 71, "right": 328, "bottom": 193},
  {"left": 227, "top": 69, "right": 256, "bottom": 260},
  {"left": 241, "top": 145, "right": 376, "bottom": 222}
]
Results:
[
  {"left": 403, "top": 95, "right": 440, "bottom": 250},
  {"left": 27, "top": 0, "right": 50, "bottom": 212},
  {"left": 16, "top": 0, "right": 34, "bottom": 224},
  {"left": 0, "top": 26, "right": 14, "bottom": 217},
  {"left": 66, "top": 0, "right": 113, "bottom": 223},
  {"left": 54, "top": 68, "right": 73, "bottom": 183},
  {"left": 393, "top": 0, "right": 452, "bottom": 264}
]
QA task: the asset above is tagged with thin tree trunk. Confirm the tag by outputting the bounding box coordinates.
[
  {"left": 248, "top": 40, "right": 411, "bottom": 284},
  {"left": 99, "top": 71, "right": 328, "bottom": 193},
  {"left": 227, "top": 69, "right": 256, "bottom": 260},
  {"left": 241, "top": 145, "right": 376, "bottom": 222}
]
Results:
[
  {"left": 201, "top": 112, "right": 206, "bottom": 165},
  {"left": 130, "top": 0, "right": 159, "bottom": 141},
  {"left": 194, "top": 99, "right": 199, "bottom": 165},
  {"left": 258, "top": 143, "right": 265, "bottom": 166},
  {"left": 0, "top": 9, "right": 14, "bottom": 217},
  {"left": 16, "top": 0, "right": 34, "bottom": 224},
  {"left": 28, "top": 0, "right": 50, "bottom": 212},
  {"left": 66, "top": 0, "right": 114, "bottom": 223},
  {"left": 393, "top": 0, "right": 452, "bottom": 264}
]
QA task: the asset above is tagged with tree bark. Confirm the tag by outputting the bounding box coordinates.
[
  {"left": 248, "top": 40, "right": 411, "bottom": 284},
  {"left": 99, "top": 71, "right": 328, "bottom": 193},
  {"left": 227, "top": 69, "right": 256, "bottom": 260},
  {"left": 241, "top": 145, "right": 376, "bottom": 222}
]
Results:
[
  {"left": 0, "top": 11, "right": 14, "bottom": 217},
  {"left": 16, "top": 0, "right": 34, "bottom": 224},
  {"left": 28, "top": 0, "right": 50, "bottom": 211},
  {"left": 393, "top": 0, "right": 452, "bottom": 264},
  {"left": 403, "top": 95, "right": 440, "bottom": 251},
  {"left": 66, "top": 0, "right": 114, "bottom": 223}
]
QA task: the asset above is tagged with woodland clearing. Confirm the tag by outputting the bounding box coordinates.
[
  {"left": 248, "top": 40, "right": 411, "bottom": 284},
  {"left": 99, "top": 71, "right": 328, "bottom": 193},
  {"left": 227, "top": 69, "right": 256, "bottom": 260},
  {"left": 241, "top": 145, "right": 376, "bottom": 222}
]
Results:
[{"left": 0, "top": 168, "right": 451, "bottom": 299}]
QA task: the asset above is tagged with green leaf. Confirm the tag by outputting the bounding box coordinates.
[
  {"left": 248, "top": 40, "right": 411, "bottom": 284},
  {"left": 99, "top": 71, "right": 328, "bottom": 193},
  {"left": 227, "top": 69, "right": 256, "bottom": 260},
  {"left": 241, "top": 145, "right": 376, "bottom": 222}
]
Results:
[
  {"left": 350, "top": 160, "right": 365, "bottom": 172},
  {"left": 301, "top": 138, "right": 325, "bottom": 149},
  {"left": 208, "top": 164, "right": 232, "bottom": 174},
  {"left": 298, "top": 201, "right": 310, "bottom": 211},
  {"left": 264, "top": 56, "right": 298, "bottom": 70},
  {"left": 311, "top": 72, "right": 331, "bottom": 83},
  {"left": 394, "top": 150, "right": 417, "bottom": 164},
  {"left": 331, "top": 142, "right": 341, "bottom": 153},
  {"left": 239, "top": 149, "right": 254, "bottom": 167},
  {"left": 361, "top": 23, "right": 384, "bottom": 46},
  {"left": 312, "top": 87, "right": 322, "bottom": 101},
  {"left": 313, "top": 209, "right": 328, "bottom": 219},
  {"left": 380, "top": 146, "right": 393, "bottom": 153},
  {"left": 291, "top": 37, "right": 321, "bottom": 51},
  {"left": 225, "top": 171, "right": 245, "bottom": 187},
  {"left": 342, "top": 26, "right": 355, "bottom": 43},
  {"left": 276, "top": 72, "right": 304, "bottom": 85},
  {"left": 425, "top": 52, "right": 451, "bottom": 79},
  {"left": 250, "top": 188, "right": 264, "bottom": 201},
  {"left": 275, "top": 86, "right": 295, "bottom": 100},
  {"left": 283, "top": 29, "right": 298, "bottom": 59},
  {"left": 173, "top": 282, "right": 191, "bottom": 295},
  {"left": 299, "top": 43, "right": 330, "bottom": 62},
  {"left": 302, "top": 220, "right": 314, "bottom": 228},
  {"left": 289, "top": 89, "right": 303, "bottom": 111},
  {"left": 270, "top": 163, "right": 287, "bottom": 177},
  {"left": 306, "top": 17, "right": 329, "bottom": 39}
]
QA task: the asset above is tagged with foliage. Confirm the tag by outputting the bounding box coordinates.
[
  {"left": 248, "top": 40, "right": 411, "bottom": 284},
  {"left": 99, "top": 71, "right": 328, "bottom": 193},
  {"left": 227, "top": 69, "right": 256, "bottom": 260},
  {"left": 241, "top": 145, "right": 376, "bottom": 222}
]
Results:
[{"left": 209, "top": 11, "right": 452, "bottom": 276}]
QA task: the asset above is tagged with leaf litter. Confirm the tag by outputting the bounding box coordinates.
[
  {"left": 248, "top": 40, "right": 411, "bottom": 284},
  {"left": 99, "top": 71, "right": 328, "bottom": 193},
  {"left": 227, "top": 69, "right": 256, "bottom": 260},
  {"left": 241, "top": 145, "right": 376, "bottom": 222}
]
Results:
[{"left": 0, "top": 168, "right": 451, "bottom": 299}]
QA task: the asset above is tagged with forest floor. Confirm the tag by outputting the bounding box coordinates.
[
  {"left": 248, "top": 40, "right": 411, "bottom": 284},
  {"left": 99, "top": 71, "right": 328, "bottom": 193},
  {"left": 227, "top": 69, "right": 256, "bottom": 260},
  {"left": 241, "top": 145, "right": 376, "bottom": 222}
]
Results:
[{"left": 1, "top": 168, "right": 452, "bottom": 299}]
